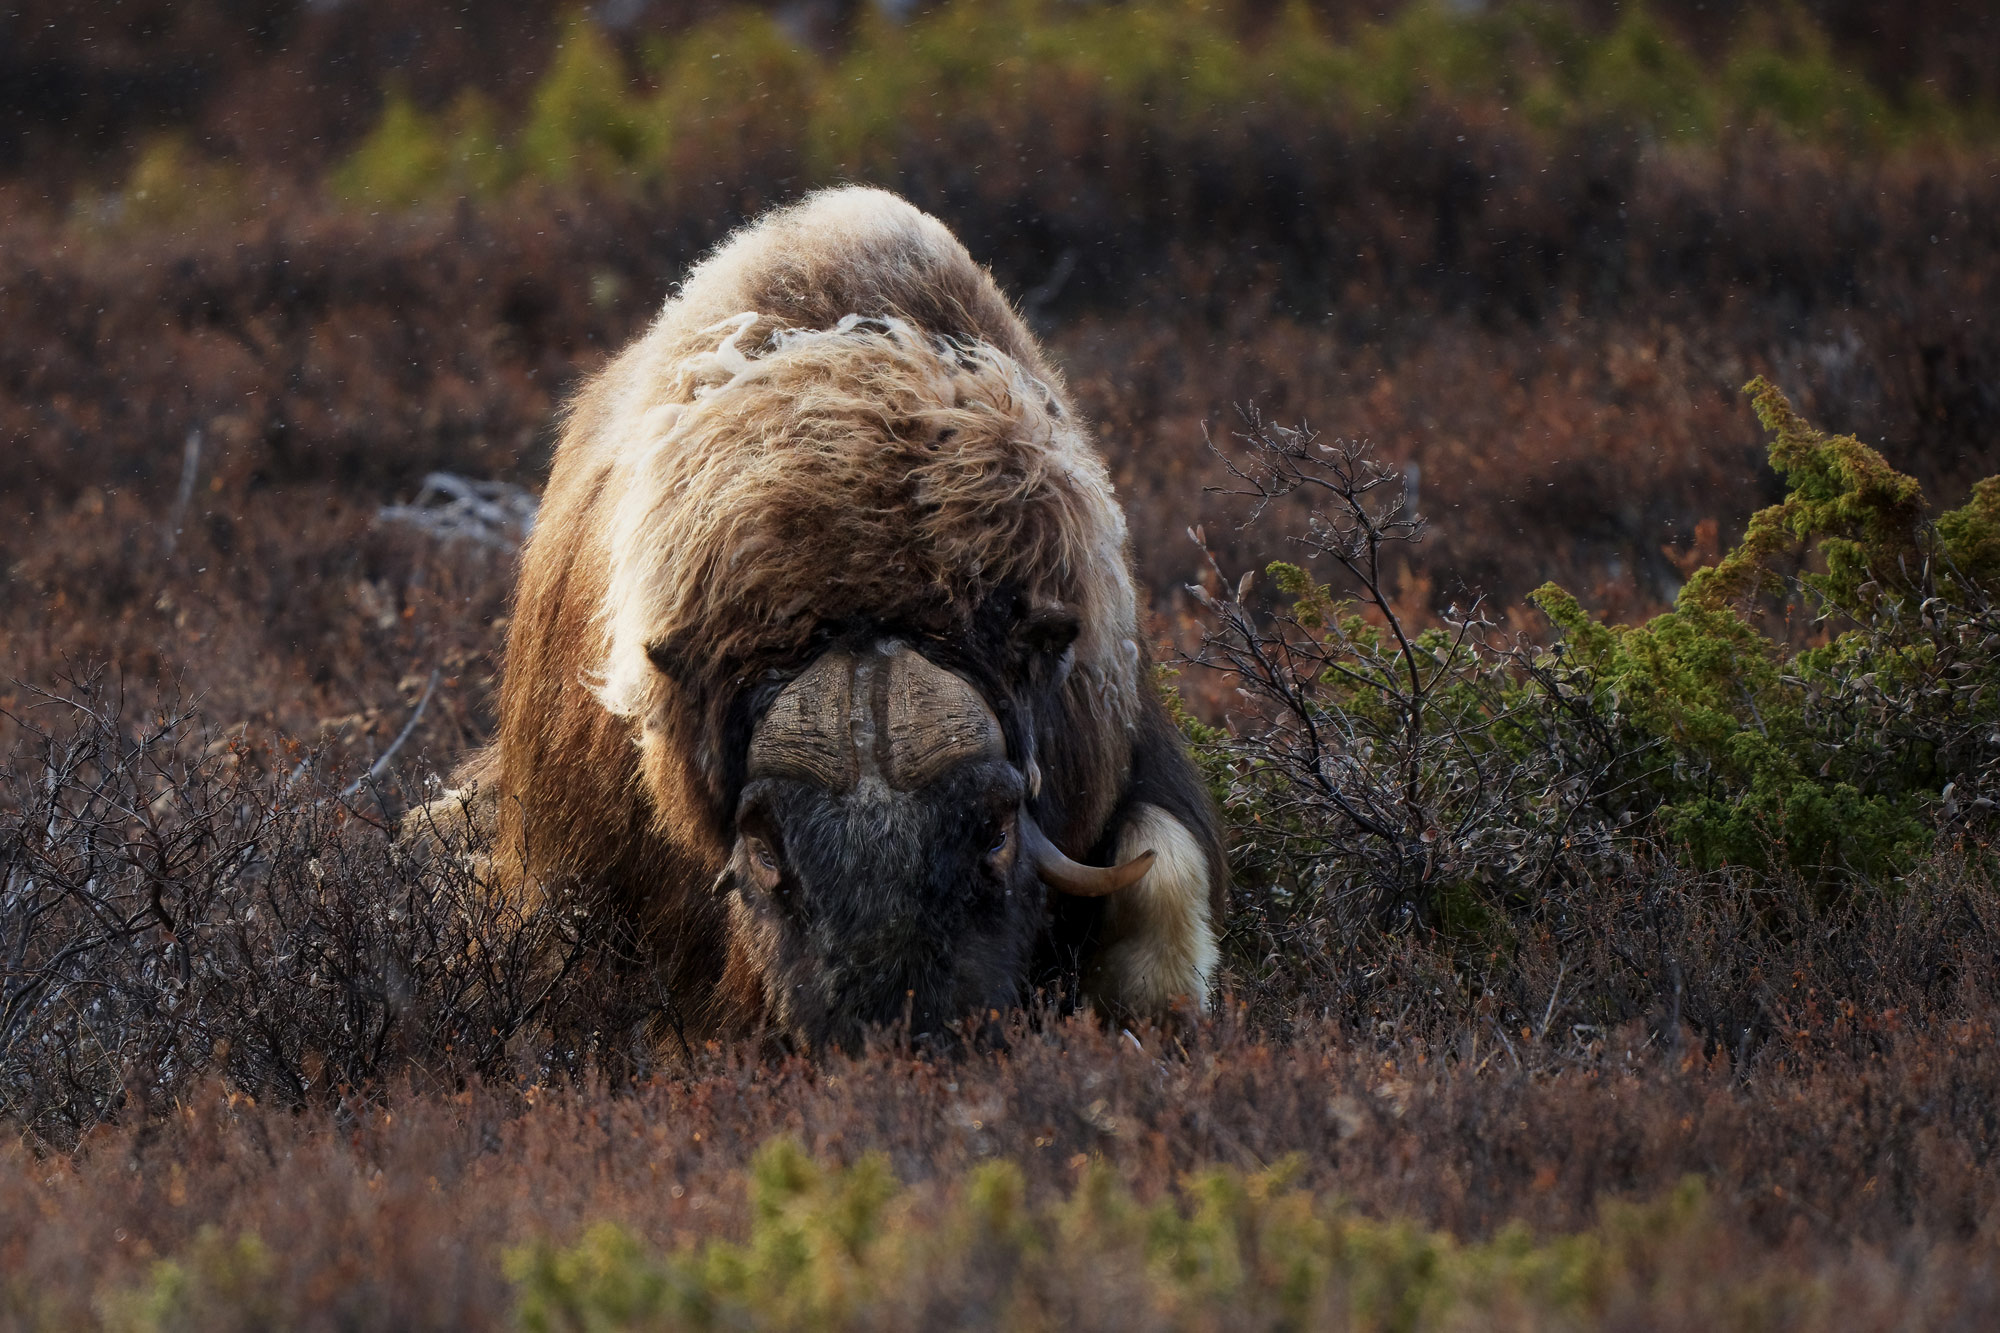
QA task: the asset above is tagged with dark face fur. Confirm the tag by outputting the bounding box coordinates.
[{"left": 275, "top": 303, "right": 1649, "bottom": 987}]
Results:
[
  {"left": 728, "top": 757, "right": 1042, "bottom": 1050},
  {"left": 718, "top": 639, "right": 1150, "bottom": 1052}
]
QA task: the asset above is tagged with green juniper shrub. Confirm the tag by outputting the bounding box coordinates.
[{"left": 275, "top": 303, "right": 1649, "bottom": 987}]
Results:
[
  {"left": 1575, "top": 4, "right": 1717, "bottom": 140},
  {"left": 330, "top": 88, "right": 456, "bottom": 208},
  {"left": 332, "top": 87, "right": 513, "bottom": 207},
  {"left": 639, "top": 11, "right": 818, "bottom": 190},
  {"left": 1531, "top": 379, "right": 2000, "bottom": 884},
  {"left": 1189, "top": 384, "right": 2000, "bottom": 1009},
  {"left": 1722, "top": 6, "right": 1900, "bottom": 149},
  {"left": 517, "top": 13, "right": 650, "bottom": 185}
]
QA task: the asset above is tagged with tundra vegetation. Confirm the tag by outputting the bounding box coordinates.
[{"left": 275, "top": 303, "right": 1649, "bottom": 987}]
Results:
[{"left": 5, "top": 0, "right": 2000, "bottom": 1327}]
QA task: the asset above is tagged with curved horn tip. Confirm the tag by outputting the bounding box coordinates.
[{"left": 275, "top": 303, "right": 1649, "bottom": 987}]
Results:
[
  {"left": 1056, "top": 848, "right": 1155, "bottom": 898},
  {"left": 1022, "top": 813, "right": 1156, "bottom": 897}
]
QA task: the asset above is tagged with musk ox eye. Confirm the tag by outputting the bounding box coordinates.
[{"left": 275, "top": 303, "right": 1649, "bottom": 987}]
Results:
[
  {"left": 742, "top": 836, "right": 782, "bottom": 891},
  {"left": 985, "top": 813, "right": 1017, "bottom": 865}
]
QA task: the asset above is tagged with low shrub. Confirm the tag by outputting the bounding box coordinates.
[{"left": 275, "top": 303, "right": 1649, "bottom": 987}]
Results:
[
  {"left": 501, "top": 1140, "right": 1734, "bottom": 1331},
  {"left": 0, "top": 672, "right": 653, "bottom": 1148},
  {"left": 330, "top": 86, "right": 509, "bottom": 208},
  {"left": 1185, "top": 409, "right": 1636, "bottom": 934},
  {"left": 1184, "top": 384, "right": 2000, "bottom": 1054},
  {"left": 1195, "top": 383, "right": 1999, "bottom": 934},
  {"left": 1531, "top": 377, "right": 2000, "bottom": 882}
]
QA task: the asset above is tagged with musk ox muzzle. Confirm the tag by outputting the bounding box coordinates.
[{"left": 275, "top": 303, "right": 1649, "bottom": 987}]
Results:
[{"left": 724, "top": 641, "right": 1152, "bottom": 1050}]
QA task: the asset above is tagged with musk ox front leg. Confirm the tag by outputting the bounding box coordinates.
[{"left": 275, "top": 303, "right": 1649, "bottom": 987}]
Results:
[{"left": 1086, "top": 697, "right": 1228, "bottom": 1016}]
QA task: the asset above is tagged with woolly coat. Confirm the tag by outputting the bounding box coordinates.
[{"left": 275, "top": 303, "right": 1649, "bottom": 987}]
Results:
[{"left": 484, "top": 187, "right": 1220, "bottom": 1029}]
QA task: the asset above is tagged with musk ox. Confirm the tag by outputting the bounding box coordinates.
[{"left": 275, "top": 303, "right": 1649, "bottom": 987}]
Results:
[{"left": 467, "top": 186, "right": 1224, "bottom": 1050}]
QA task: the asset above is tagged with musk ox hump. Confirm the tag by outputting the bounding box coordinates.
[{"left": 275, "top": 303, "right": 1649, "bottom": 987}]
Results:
[{"left": 747, "top": 642, "right": 1004, "bottom": 794}]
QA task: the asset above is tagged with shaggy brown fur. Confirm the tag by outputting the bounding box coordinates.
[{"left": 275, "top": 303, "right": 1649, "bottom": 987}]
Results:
[{"left": 480, "top": 187, "right": 1223, "bottom": 1032}]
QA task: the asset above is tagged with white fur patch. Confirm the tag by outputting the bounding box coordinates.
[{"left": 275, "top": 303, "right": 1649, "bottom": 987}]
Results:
[
  {"left": 1088, "top": 804, "right": 1217, "bottom": 1014},
  {"left": 692, "top": 312, "right": 762, "bottom": 393}
]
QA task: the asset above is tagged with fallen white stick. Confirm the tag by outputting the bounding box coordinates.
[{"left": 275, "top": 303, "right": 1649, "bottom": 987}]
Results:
[
  {"left": 378, "top": 473, "right": 538, "bottom": 551},
  {"left": 341, "top": 668, "right": 441, "bottom": 800}
]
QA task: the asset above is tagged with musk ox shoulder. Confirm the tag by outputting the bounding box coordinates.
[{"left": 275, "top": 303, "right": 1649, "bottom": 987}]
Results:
[{"left": 468, "top": 186, "right": 1224, "bottom": 1050}]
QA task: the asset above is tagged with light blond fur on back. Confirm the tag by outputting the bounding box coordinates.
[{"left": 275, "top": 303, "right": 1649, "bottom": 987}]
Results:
[{"left": 592, "top": 311, "right": 1138, "bottom": 736}]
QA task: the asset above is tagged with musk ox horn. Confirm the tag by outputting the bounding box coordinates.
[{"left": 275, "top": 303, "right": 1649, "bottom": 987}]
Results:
[
  {"left": 880, "top": 646, "right": 1006, "bottom": 790},
  {"left": 748, "top": 643, "right": 1006, "bottom": 792},
  {"left": 747, "top": 650, "right": 861, "bottom": 790},
  {"left": 1020, "top": 811, "right": 1155, "bottom": 897}
]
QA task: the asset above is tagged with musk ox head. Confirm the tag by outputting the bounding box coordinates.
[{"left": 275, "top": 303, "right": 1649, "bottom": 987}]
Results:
[{"left": 722, "top": 639, "right": 1151, "bottom": 1051}]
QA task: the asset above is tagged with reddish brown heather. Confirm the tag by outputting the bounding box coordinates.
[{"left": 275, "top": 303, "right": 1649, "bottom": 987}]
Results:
[{"left": 7, "top": 1013, "right": 2000, "bottom": 1328}]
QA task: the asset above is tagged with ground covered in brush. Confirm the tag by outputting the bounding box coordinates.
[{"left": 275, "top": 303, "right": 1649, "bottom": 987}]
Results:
[
  {"left": 9, "top": 1014, "right": 2000, "bottom": 1330},
  {"left": 7, "top": 2, "right": 2000, "bottom": 1327},
  {"left": 6, "top": 386, "right": 1999, "bottom": 1333}
]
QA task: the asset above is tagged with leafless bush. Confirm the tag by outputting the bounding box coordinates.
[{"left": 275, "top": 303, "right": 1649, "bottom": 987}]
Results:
[
  {"left": 0, "top": 672, "right": 651, "bottom": 1148},
  {"left": 1189, "top": 409, "right": 1643, "bottom": 938}
]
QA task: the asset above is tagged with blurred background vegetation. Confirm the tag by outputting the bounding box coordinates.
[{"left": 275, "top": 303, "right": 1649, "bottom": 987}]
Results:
[
  {"left": 6, "top": 1, "right": 1999, "bottom": 632},
  {"left": 3, "top": 0, "right": 1994, "bottom": 191}
]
